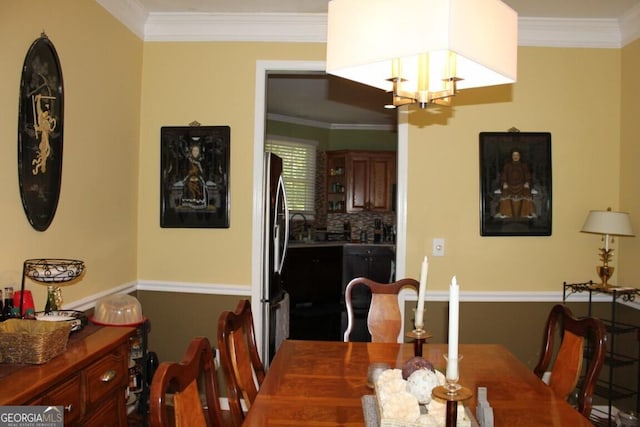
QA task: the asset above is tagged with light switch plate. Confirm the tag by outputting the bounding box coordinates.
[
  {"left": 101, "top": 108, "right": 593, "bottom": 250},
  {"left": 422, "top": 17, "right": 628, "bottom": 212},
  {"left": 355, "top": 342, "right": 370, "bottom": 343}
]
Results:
[{"left": 433, "top": 238, "right": 445, "bottom": 256}]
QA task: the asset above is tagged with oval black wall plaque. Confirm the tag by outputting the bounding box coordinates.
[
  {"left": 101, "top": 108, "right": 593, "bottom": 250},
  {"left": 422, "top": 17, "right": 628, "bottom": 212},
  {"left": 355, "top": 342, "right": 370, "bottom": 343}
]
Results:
[{"left": 17, "top": 33, "right": 64, "bottom": 231}]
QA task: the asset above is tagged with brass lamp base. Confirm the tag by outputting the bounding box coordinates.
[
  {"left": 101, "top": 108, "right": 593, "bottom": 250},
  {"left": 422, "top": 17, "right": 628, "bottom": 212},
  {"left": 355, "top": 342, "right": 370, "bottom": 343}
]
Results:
[{"left": 596, "top": 265, "right": 614, "bottom": 289}]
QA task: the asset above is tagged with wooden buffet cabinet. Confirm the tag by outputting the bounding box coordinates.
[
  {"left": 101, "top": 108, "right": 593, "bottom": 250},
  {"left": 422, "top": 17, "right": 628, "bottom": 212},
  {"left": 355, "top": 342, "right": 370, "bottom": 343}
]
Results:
[
  {"left": 0, "top": 325, "right": 135, "bottom": 426},
  {"left": 326, "top": 150, "right": 396, "bottom": 214}
]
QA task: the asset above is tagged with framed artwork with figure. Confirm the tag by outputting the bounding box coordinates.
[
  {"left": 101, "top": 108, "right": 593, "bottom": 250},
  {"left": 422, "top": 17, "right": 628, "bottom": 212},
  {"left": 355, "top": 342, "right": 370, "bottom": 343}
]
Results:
[
  {"left": 160, "top": 125, "right": 230, "bottom": 228},
  {"left": 479, "top": 131, "right": 552, "bottom": 236}
]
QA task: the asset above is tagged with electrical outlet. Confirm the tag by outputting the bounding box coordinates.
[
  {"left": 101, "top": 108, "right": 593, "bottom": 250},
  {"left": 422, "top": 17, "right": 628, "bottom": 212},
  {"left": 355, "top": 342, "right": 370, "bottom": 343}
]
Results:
[{"left": 433, "top": 238, "right": 445, "bottom": 256}]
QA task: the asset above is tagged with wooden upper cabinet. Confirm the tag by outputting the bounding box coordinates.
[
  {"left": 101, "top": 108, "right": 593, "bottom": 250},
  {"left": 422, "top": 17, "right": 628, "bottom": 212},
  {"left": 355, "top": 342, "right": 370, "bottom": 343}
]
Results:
[
  {"left": 326, "top": 152, "right": 347, "bottom": 213},
  {"left": 345, "top": 151, "right": 396, "bottom": 213}
]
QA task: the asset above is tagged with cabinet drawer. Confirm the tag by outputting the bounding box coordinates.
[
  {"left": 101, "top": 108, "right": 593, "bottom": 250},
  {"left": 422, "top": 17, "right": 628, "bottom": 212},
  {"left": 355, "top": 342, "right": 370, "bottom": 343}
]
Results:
[
  {"left": 85, "top": 349, "right": 127, "bottom": 406},
  {"left": 39, "top": 374, "right": 82, "bottom": 425},
  {"left": 83, "top": 393, "right": 123, "bottom": 427}
]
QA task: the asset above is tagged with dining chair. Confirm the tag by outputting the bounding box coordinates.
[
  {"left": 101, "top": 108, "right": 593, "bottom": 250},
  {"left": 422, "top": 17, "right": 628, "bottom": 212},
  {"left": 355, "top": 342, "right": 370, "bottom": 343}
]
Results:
[
  {"left": 533, "top": 304, "right": 607, "bottom": 418},
  {"left": 217, "top": 299, "right": 266, "bottom": 427},
  {"left": 343, "top": 277, "right": 419, "bottom": 343},
  {"left": 149, "top": 336, "right": 226, "bottom": 427}
]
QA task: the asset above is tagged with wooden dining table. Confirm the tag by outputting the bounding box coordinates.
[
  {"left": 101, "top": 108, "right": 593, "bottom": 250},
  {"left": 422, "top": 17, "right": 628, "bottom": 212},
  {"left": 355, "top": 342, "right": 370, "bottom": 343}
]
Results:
[{"left": 242, "top": 340, "right": 593, "bottom": 426}]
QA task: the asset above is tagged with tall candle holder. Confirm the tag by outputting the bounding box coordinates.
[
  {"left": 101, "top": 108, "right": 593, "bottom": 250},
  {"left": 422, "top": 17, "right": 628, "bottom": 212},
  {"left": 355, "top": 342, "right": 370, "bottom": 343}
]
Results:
[
  {"left": 433, "top": 353, "right": 470, "bottom": 427},
  {"left": 20, "top": 259, "right": 85, "bottom": 315},
  {"left": 406, "top": 308, "right": 432, "bottom": 357},
  {"left": 432, "top": 384, "right": 472, "bottom": 427}
]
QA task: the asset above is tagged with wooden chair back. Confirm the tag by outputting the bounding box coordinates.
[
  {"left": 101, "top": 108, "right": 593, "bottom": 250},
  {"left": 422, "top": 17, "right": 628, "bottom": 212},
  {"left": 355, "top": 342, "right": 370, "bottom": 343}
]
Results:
[
  {"left": 217, "top": 299, "right": 266, "bottom": 426},
  {"left": 533, "top": 304, "right": 607, "bottom": 418},
  {"left": 149, "top": 336, "right": 225, "bottom": 427},
  {"left": 343, "top": 277, "right": 419, "bottom": 343}
]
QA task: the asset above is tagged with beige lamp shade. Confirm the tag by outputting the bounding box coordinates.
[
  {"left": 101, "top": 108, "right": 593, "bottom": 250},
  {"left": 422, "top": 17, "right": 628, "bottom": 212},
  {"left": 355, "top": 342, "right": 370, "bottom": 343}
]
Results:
[
  {"left": 581, "top": 210, "right": 635, "bottom": 237},
  {"left": 581, "top": 209, "right": 634, "bottom": 288},
  {"left": 326, "top": 0, "right": 518, "bottom": 94}
]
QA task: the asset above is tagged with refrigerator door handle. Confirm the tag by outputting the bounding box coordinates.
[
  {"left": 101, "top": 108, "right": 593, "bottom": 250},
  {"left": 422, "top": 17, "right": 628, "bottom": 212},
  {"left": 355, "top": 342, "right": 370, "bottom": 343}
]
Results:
[{"left": 274, "top": 174, "right": 289, "bottom": 275}]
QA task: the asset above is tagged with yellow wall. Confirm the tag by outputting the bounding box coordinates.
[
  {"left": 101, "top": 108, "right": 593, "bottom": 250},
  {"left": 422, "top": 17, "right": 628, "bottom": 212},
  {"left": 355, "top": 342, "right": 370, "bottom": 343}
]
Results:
[
  {"left": 3, "top": 2, "right": 639, "bottom": 307},
  {"left": 0, "top": 1, "right": 142, "bottom": 307},
  {"left": 405, "top": 47, "right": 625, "bottom": 290},
  {"left": 138, "top": 42, "right": 628, "bottom": 292},
  {"left": 619, "top": 38, "right": 640, "bottom": 285},
  {"left": 137, "top": 43, "right": 324, "bottom": 283}
]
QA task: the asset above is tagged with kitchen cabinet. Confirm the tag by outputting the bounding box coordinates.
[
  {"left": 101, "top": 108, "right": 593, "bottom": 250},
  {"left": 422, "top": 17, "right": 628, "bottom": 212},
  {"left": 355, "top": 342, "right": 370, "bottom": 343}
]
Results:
[
  {"left": 347, "top": 151, "right": 395, "bottom": 213},
  {"left": 326, "top": 152, "right": 347, "bottom": 213},
  {"left": 0, "top": 325, "right": 135, "bottom": 426},
  {"left": 326, "top": 151, "right": 396, "bottom": 214},
  {"left": 342, "top": 244, "right": 395, "bottom": 286},
  {"left": 341, "top": 244, "right": 396, "bottom": 341},
  {"left": 563, "top": 282, "right": 640, "bottom": 427},
  {"left": 281, "top": 245, "right": 343, "bottom": 341}
]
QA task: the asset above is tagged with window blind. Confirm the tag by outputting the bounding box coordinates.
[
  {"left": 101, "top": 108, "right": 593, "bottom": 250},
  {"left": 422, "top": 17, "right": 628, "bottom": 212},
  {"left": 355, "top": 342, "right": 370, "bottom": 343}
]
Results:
[{"left": 265, "top": 138, "right": 317, "bottom": 216}]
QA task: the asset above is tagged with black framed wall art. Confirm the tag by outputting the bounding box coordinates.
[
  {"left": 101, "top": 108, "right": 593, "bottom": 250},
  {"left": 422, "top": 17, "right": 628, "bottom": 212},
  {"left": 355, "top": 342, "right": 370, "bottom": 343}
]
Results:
[
  {"left": 479, "top": 131, "right": 552, "bottom": 236},
  {"left": 160, "top": 125, "right": 230, "bottom": 228},
  {"left": 17, "top": 33, "right": 64, "bottom": 232}
]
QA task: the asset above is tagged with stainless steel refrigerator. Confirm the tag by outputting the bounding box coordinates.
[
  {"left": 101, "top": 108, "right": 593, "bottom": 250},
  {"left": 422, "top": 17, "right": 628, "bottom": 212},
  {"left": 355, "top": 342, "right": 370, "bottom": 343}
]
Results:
[{"left": 261, "top": 152, "right": 290, "bottom": 364}]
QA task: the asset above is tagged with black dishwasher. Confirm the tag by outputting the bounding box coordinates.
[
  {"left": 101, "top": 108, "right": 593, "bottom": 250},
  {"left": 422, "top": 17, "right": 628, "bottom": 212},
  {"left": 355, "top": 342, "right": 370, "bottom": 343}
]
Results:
[{"left": 281, "top": 245, "right": 343, "bottom": 341}]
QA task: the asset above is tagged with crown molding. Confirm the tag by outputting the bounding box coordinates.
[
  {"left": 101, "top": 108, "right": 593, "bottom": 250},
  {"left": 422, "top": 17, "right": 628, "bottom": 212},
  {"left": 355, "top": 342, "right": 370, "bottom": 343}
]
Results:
[
  {"left": 620, "top": 3, "right": 640, "bottom": 46},
  {"left": 267, "top": 113, "right": 396, "bottom": 131},
  {"left": 95, "top": 0, "right": 147, "bottom": 39},
  {"left": 144, "top": 12, "right": 327, "bottom": 42},
  {"left": 97, "top": 0, "right": 640, "bottom": 48},
  {"left": 518, "top": 17, "right": 622, "bottom": 48}
]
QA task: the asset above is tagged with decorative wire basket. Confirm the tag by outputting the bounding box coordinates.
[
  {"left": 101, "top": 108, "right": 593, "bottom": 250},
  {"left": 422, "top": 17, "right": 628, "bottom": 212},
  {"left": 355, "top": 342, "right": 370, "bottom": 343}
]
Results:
[
  {"left": 19, "top": 258, "right": 85, "bottom": 314},
  {"left": 0, "top": 319, "right": 72, "bottom": 364},
  {"left": 24, "top": 259, "right": 84, "bottom": 284}
]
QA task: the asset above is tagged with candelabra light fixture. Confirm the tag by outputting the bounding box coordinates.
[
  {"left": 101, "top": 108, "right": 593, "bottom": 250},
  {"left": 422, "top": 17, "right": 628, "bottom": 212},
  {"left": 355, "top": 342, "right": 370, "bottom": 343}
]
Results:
[
  {"left": 580, "top": 208, "right": 634, "bottom": 288},
  {"left": 326, "top": 0, "right": 518, "bottom": 109}
]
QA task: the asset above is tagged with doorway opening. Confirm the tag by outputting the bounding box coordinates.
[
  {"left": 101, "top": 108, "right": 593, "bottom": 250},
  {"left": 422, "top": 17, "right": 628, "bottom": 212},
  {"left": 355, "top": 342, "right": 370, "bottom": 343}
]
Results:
[{"left": 251, "top": 60, "right": 410, "bottom": 360}]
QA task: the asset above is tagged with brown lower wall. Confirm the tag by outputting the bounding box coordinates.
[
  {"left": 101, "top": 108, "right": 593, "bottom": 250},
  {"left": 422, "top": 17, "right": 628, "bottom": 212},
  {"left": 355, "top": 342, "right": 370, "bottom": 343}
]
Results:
[{"left": 137, "top": 290, "right": 639, "bottom": 411}]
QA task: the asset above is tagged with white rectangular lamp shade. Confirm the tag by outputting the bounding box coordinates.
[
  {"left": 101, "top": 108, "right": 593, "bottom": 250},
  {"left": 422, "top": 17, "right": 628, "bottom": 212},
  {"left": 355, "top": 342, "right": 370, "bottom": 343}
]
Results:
[{"left": 326, "top": 0, "right": 518, "bottom": 94}]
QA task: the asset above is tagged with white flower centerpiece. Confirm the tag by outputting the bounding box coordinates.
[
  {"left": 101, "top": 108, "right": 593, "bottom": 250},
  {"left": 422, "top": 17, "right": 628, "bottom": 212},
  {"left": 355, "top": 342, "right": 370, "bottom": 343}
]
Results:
[{"left": 374, "top": 357, "right": 472, "bottom": 427}]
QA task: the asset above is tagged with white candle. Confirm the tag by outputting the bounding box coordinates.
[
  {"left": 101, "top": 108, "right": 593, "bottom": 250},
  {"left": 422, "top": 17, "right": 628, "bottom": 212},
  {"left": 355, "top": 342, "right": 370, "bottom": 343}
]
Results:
[
  {"left": 415, "top": 256, "right": 428, "bottom": 329},
  {"left": 446, "top": 276, "right": 459, "bottom": 380}
]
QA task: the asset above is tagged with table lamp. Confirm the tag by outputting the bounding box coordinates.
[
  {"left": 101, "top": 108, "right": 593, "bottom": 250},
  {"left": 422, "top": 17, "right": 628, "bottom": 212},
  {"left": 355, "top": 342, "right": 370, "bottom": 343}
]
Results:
[{"left": 580, "top": 208, "right": 634, "bottom": 288}]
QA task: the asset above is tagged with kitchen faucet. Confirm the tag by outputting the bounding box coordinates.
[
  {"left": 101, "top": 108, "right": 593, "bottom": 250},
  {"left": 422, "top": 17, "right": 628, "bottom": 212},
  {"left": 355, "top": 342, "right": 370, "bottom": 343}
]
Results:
[{"left": 289, "top": 212, "right": 308, "bottom": 240}]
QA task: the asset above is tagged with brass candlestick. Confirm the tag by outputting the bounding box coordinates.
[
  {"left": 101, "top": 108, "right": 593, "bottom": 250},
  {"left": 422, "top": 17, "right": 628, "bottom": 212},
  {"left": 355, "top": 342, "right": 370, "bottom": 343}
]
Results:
[
  {"left": 406, "top": 328, "right": 432, "bottom": 357},
  {"left": 432, "top": 385, "right": 473, "bottom": 427}
]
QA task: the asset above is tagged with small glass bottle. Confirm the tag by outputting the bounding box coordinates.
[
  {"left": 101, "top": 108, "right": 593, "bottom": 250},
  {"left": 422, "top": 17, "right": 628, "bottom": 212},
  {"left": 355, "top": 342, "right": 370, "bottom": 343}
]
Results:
[
  {"left": 45, "top": 286, "right": 60, "bottom": 312},
  {"left": 2, "top": 287, "right": 14, "bottom": 319}
]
